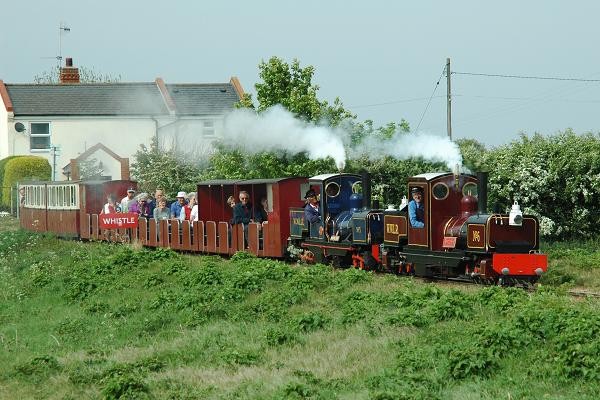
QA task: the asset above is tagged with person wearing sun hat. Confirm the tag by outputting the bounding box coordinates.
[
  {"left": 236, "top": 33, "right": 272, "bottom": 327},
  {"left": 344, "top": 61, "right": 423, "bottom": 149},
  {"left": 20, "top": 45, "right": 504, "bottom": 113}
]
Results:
[{"left": 170, "top": 191, "right": 187, "bottom": 219}]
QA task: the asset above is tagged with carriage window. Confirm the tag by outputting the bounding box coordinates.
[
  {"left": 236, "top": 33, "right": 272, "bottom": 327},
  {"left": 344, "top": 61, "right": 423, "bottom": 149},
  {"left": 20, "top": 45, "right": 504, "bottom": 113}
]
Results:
[
  {"left": 432, "top": 182, "right": 449, "bottom": 200},
  {"left": 45, "top": 184, "right": 79, "bottom": 209},
  {"left": 325, "top": 182, "right": 340, "bottom": 198},
  {"left": 462, "top": 182, "right": 478, "bottom": 197}
]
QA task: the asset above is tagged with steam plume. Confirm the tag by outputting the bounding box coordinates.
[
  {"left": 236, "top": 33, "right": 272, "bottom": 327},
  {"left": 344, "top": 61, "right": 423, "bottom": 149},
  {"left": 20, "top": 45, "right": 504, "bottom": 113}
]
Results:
[
  {"left": 222, "top": 106, "right": 347, "bottom": 169},
  {"left": 222, "top": 106, "right": 463, "bottom": 170},
  {"left": 352, "top": 131, "right": 463, "bottom": 170}
]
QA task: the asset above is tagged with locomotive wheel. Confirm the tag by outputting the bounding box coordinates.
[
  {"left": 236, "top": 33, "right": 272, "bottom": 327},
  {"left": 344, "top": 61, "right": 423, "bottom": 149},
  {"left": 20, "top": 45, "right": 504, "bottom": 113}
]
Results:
[{"left": 362, "top": 251, "right": 379, "bottom": 271}]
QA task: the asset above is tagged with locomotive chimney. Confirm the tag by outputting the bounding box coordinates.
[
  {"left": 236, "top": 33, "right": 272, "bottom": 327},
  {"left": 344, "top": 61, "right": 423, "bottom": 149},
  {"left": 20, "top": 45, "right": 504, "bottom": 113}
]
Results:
[
  {"left": 477, "top": 171, "right": 488, "bottom": 214},
  {"left": 59, "top": 57, "right": 80, "bottom": 84},
  {"left": 362, "top": 171, "right": 371, "bottom": 210}
]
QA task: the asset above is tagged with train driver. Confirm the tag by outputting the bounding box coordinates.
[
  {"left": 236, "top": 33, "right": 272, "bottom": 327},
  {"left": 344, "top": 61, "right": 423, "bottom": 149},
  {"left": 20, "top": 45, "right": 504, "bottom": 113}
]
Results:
[
  {"left": 304, "top": 189, "right": 321, "bottom": 224},
  {"left": 408, "top": 187, "right": 425, "bottom": 228}
]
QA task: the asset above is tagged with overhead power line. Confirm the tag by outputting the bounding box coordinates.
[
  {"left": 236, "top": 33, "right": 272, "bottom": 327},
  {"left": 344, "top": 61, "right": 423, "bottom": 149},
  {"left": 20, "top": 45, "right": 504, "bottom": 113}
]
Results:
[
  {"left": 349, "top": 95, "right": 445, "bottom": 109},
  {"left": 453, "top": 71, "right": 600, "bottom": 83},
  {"left": 416, "top": 66, "right": 446, "bottom": 132}
]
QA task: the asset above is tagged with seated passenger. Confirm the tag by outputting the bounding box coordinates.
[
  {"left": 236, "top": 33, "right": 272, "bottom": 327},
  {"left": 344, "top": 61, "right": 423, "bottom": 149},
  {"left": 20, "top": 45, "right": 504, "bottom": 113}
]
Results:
[
  {"left": 130, "top": 193, "right": 151, "bottom": 219},
  {"left": 153, "top": 198, "right": 170, "bottom": 221},
  {"left": 233, "top": 191, "right": 253, "bottom": 225},
  {"left": 254, "top": 197, "right": 268, "bottom": 224},
  {"left": 171, "top": 191, "right": 187, "bottom": 219},
  {"left": 148, "top": 188, "right": 168, "bottom": 217},
  {"left": 120, "top": 188, "right": 136, "bottom": 213},
  {"left": 100, "top": 194, "right": 119, "bottom": 214},
  {"left": 189, "top": 193, "right": 199, "bottom": 222},
  {"left": 408, "top": 187, "right": 425, "bottom": 228},
  {"left": 180, "top": 192, "right": 196, "bottom": 221}
]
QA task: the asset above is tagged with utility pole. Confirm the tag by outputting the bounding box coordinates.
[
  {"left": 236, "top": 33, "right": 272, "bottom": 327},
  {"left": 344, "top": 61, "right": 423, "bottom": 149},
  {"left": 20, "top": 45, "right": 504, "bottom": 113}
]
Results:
[
  {"left": 51, "top": 145, "right": 61, "bottom": 181},
  {"left": 446, "top": 58, "right": 452, "bottom": 140}
]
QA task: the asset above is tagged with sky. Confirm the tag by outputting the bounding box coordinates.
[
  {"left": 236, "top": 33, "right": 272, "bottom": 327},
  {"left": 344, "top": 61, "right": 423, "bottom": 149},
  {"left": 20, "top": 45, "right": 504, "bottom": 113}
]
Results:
[{"left": 1, "top": 0, "right": 599, "bottom": 147}]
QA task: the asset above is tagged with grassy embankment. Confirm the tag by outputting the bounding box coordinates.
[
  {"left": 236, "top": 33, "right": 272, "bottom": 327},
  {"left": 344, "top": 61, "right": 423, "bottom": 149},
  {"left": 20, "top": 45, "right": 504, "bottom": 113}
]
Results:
[{"left": 1, "top": 216, "right": 600, "bottom": 399}]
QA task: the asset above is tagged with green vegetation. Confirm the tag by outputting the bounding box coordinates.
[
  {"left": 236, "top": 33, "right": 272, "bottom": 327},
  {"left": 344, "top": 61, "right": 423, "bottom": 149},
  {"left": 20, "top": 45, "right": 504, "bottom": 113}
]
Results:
[
  {"left": 0, "top": 155, "right": 23, "bottom": 206},
  {"left": 1, "top": 220, "right": 600, "bottom": 399},
  {"left": 1, "top": 156, "right": 51, "bottom": 207},
  {"left": 541, "top": 239, "right": 600, "bottom": 289}
]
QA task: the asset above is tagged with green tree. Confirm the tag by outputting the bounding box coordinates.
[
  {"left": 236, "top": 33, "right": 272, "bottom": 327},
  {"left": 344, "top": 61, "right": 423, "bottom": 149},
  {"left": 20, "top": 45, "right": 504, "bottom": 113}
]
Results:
[
  {"left": 456, "top": 138, "right": 487, "bottom": 172},
  {"left": 239, "top": 56, "right": 355, "bottom": 126},
  {"left": 78, "top": 157, "right": 104, "bottom": 180},
  {"left": 130, "top": 136, "right": 202, "bottom": 198},
  {"left": 202, "top": 146, "right": 336, "bottom": 180}
]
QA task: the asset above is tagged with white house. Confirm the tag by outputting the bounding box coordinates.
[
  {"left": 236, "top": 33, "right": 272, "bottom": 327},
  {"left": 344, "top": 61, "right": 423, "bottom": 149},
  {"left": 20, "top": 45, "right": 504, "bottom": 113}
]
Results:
[{"left": 0, "top": 58, "right": 244, "bottom": 180}]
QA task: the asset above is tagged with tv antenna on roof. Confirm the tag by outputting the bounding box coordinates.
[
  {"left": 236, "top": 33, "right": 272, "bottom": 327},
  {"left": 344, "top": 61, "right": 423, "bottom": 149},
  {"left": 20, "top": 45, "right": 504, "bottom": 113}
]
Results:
[{"left": 57, "top": 22, "right": 71, "bottom": 67}]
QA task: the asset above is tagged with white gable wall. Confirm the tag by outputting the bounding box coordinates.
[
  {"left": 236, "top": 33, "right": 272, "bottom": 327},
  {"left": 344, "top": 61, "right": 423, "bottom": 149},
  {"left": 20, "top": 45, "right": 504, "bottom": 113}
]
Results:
[
  {"left": 0, "top": 108, "right": 7, "bottom": 160},
  {"left": 157, "top": 116, "right": 224, "bottom": 161},
  {"left": 78, "top": 147, "right": 123, "bottom": 180},
  {"left": 3, "top": 114, "right": 226, "bottom": 180},
  {"left": 8, "top": 116, "right": 156, "bottom": 180}
]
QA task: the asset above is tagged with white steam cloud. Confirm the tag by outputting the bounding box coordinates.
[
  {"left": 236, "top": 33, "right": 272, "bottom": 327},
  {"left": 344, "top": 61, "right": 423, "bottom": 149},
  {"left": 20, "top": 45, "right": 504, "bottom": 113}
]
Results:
[
  {"left": 223, "top": 106, "right": 347, "bottom": 169},
  {"left": 222, "top": 106, "right": 462, "bottom": 170},
  {"left": 352, "top": 131, "right": 463, "bottom": 170}
]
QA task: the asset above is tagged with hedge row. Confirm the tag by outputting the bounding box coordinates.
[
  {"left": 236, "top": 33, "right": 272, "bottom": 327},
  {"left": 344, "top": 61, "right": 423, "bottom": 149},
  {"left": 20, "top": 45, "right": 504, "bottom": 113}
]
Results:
[{"left": 0, "top": 156, "right": 51, "bottom": 207}]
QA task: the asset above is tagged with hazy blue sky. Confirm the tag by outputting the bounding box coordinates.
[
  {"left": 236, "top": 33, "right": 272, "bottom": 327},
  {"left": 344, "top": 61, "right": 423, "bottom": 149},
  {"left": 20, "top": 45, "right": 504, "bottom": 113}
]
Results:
[{"left": 1, "top": 0, "right": 599, "bottom": 146}]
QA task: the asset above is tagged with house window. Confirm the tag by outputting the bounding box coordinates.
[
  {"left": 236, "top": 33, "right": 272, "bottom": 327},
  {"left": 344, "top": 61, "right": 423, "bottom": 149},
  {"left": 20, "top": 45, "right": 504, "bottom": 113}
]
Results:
[
  {"left": 30, "top": 122, "right": 51, "bottom": 151},
  {"left": 203, "top": 120, "right": 215, "bottom": 137}
]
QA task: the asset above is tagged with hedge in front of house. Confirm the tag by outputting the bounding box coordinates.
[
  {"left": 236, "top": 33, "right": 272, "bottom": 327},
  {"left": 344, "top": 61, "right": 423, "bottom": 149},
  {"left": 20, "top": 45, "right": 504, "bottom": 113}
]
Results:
[
  {"left": 0, "top": 156, "right": 24, "bottom": 204},
  {"left": 1, "top": 156, "right": 51, "bottom": 207}
]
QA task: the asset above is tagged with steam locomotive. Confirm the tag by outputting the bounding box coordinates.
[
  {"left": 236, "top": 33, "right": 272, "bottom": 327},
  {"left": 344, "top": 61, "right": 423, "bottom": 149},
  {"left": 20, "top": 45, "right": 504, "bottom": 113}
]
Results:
[
  {"left": 289, "top": 171, "right": 546, "bottom": 285},
  {"left": 18, "top": 171, "right": 547, "bottom": 285}
]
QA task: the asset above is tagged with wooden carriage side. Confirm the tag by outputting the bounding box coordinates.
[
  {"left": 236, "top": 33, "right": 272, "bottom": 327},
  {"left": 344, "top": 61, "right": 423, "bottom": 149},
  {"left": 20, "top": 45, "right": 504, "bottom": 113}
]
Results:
[{"left": 197, "top": 177, "right": 307, "bottom": 257}]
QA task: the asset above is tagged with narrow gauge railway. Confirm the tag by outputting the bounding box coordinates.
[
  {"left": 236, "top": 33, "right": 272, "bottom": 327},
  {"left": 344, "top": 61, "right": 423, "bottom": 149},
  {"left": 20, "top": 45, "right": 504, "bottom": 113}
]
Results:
[{"left": 18, "top": 171, "right": 548, "bottom": 286}]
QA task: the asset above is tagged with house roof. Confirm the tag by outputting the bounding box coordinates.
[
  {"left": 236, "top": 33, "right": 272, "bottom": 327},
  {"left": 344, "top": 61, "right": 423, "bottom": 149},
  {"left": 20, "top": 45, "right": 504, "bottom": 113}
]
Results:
[
  {"left": 166, "top": 84, "right": 241, "bottom": 115},
  {"left": 6, "top": 83, "right": 168, "bottom": 116},
  {"left": 3, "top": 79, "right": 242, "bottom": 117}
]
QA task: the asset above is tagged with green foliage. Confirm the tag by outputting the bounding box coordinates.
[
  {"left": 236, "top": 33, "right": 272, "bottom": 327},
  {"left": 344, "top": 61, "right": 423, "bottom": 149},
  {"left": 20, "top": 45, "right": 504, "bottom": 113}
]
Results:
[
  {"left": 130, "top": 135, "right": 203, "bottom": 198},
  {"left": 481, "top": 130, "right": 600, "bottom": 239},
  {"left": 1, "top": 156, "right": 51, "bottom": 206},
  {"left": 243, "top": 56, "right": 355, "bottom": 126},
  {"left": 0, "top": 155, "right": 23, "bottom": 205},
  {"left": 4, "top": 220, "right": 600, "bottom": 398},
  {"left": 78, "top": 157, "right": 105, "bottom": 180},
  {"left": 101, "top": 370, "right": 149, "bottom": 400},
  {"left": 455, "top": 138, "right": 487, "bottom": 172},
  {"left": 202, "top": 146, "right": 336, "bottom": 180},
  {"left": 14, "top": 355, "right": 61, "bottom": 379}
]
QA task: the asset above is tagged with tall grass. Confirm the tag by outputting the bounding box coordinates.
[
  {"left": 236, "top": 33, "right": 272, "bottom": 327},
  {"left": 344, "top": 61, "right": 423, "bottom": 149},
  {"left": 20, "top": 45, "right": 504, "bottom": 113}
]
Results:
[{"left": 1, "top": 219, "right": 600, "bottom": 399}]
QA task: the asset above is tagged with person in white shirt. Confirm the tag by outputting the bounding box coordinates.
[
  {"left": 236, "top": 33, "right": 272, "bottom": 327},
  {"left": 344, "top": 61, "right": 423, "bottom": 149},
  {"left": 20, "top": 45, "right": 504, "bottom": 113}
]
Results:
[{"left": 120, "top": 188, "right": 135, "bottom": 212}]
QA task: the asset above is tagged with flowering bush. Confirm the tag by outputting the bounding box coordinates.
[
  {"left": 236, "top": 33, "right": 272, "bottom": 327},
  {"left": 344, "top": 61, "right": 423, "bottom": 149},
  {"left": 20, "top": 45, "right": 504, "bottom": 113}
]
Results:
[{"left": 481, "top": 130, "right": 600, "bottom": 239}]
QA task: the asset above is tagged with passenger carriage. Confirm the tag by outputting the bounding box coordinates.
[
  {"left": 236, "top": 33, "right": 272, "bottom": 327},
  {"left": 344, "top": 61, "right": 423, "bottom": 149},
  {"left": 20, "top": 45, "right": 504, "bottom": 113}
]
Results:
[{"left": 20, "top": 180, "right": 136, "bottom": 238}]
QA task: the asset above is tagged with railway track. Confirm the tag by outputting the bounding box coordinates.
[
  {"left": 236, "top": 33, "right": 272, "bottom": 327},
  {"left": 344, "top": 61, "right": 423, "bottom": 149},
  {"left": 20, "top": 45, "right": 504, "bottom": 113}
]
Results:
[{"left": 567, "top": 289, "right": 600, "bottom": 298}]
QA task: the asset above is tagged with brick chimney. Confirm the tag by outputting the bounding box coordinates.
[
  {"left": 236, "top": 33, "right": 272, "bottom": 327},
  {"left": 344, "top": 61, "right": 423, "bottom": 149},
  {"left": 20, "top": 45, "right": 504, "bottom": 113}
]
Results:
[{"left": 59, "top": 57, "right": 80, "bottom": 84}]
